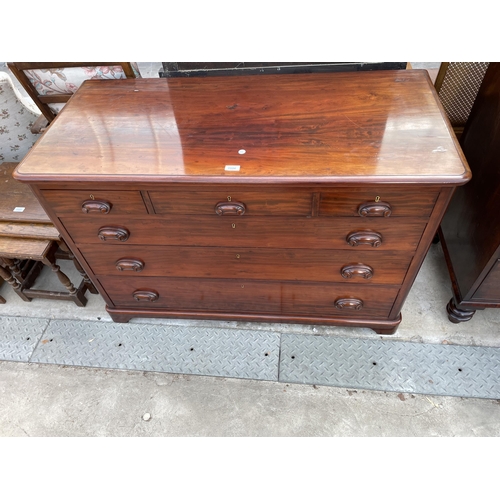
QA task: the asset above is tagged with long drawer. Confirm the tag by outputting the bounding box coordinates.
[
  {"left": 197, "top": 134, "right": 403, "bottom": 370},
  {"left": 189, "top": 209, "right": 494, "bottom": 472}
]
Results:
[
  {"left": 99, "top": 276, "right": 399, "bottom": 318},
  {"left": 60, "top": 216, "right": 427, "bottom": 251},
  {"left": 81, "top": 245, "right": 413, "bottom": 284}
]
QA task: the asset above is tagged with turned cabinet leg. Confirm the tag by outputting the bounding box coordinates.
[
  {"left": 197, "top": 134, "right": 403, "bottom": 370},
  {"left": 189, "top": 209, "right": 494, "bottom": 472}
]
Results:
[
  {"left": 0, "top": 262, "right": 31, "bottom": 301},
  {"left": 446, "top": 297, "right": 476, "bottom": 323},
  {"left": 42, "top": 251, "right": 87, "bottom": 307},
  {"left": 1, "top": 256, "right": 23, "bottom": 280},
  {"left": 49, "top": 261, "right": 77, "bottom": 294},
  {"left": 61, "top": 242, "right": 99, "bottom": 295}
]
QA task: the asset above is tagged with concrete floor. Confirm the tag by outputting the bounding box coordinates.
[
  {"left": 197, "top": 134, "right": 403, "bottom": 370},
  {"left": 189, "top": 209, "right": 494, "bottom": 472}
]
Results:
[
  {"left": 3, "top": 61, "right": 500, "bottom": 437},
  {"left": 2, "top": 356, "right": 500, "bottom": 437}
]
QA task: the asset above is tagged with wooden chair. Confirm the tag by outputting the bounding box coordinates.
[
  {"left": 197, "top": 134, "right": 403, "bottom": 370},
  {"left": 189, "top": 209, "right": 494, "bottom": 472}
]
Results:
[
  {"left": 434, "top": 62, "right": 490, "bottom": 139},
  {"left": 0, "top": 71, "right": 42, "bottom": 161},
  {"left": 7, "top": 62, "right": 140, "bottom": 131}
]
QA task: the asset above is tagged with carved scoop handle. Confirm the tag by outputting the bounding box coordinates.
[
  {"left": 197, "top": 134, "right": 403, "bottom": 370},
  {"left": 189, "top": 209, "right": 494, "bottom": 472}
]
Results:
[
  {"left": 346, "top": 231, "right": 382, "bottom": 247},
  {"left": 215, "top": 201, "right": 246, "bottom": 216},
  {"left": 334, "top": 298, "right": 364, "bottom": 310},
  {"left": 98, "top": 226, "right": 130, "bottom": 242},
  {"left": 133, "top": 290, "right": 159, "bottom": 302},
  {"left": 341, "top": 264, "right": 374, "bottom": 280},
  {"left": 115, "top": 258, "right": 144, "bottom": 272},
  {"left": 82, "top": 200, "right": 112, "bottom": 214},
  {"left": 358, "top": 201, "right": 392, "bottom": 217}
]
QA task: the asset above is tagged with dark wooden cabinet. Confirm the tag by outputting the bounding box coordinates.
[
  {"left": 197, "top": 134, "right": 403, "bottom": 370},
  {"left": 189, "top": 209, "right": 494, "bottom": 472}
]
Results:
[
  {"left": 439, "top": 63, "right": 500, "bottom": 322},
  {"left": 14, "top": 71, "right": 470, "bottom": 334},
  {"left": 159, "top": 62, "right": 407, "bottom": 78}
]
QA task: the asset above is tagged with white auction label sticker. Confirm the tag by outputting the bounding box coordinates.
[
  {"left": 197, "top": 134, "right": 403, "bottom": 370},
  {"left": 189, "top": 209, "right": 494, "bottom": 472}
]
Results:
[
  {"left": 225, "top": 165, "right": 241, "bottom": 171},
  {"left": 13, "top": 207, "right": 26, "bottom": 212}
]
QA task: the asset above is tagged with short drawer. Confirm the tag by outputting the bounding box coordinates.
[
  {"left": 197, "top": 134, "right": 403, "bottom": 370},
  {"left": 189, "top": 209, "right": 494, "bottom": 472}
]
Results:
[
  {"left": 40, "top": 190, "right": 148, "bottom": 216},
  {"left": 148, "top": 189, "right": 312, "bottom": 216},
  {"left": 99, "top": 276, "right": 282, "bottom": 313},
  {"left": 282, "top": 282, "right": 399, "bottom": 318},
  {"left": 82, "top": 245, "right": 413, "bottom": 285},
  {"left": 60, "top": 216, "right": 427, "bottom": 252},
  {"left": 319, "top": 187, "right": 440, "bottom": 217}
]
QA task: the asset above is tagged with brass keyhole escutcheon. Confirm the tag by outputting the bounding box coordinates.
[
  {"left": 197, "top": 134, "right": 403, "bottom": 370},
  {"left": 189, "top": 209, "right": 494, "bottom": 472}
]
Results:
[
  {"left": 375, "top": 196, "right": 381, "bottom": 202},
  {"left": 227, "top": 196, "right": 232, "bottom": 202},
  {"left": 236, "top": 254, "right": 240, "bottom": 259},
  {"left": 90, "top": 194, "right": 95, "bottom": 200},
  {"left": 232, "top": 223, "right": 236, "bottom": 229},
  {"left": 241, "top": 285, "right": 244, "bottom": 288}
]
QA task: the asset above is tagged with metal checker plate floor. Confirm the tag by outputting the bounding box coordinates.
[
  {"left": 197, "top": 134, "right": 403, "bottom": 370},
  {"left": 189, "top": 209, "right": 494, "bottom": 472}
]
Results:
[
  {"left": 2, "top": 316, "right": 500, "bottom": 399},
  {"left": 0, "top": 316, "right": 49, "bottom": 362},
  {"left": 279, "top": 334, "right": 500, "bottom": 399},
  {"left": 30, "top": 320, "right": 280, "bottom": 381}
]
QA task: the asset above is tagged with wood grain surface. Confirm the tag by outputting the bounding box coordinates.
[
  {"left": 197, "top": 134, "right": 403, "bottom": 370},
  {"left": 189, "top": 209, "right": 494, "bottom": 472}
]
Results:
[
  {"left": 0, "top": 236, "right": 51, "bottom": 260},
  {"left": 149, "top": 189, "right": 313, "bottom": 216},
  {"left": 0, "top": 163, "right": 51, "bottom": 222},
  {"left": 60, "top": 215, "right": 426, "bottom": 251},
  {"left": 0, "top": 221, "right": 59, "bottom": 240},
  {"left": 40, "top": 190, "right": 148, "bottom": 216},
  {"left": 13, "top": 71, "right": 471, "bottom": 332},
  {"left": 99, "top": 275, "right": 399, "bottom": 318},
  {"left": 81, "top": 244, "right": 412, "bottom": 285},
  {"left": 319, "top": 187, "right": 439, "bottom": 217},
  {"left": 14, "top": 71, "right": 470, "bottom": 184}
]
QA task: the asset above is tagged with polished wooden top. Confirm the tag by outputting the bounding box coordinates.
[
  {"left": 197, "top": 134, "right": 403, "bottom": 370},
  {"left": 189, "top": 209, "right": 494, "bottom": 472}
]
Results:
[{"left": 15, "top": 70, "right": 470, "bottom": 184}]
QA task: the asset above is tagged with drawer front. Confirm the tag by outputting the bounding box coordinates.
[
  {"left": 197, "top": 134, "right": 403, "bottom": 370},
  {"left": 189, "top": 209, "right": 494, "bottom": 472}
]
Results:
[
  {"left": 149, "top": 190, "right": 312, "bottom": 216},
  {"left": 281, "top": 282, "right": 399, "bottom": 318},
  {"left": 319, "top": 188, "right": 440, "bottom": 217},
  {"left": 99, "top": 276, "right": 282, "bottom": 313},
  {"left": 82, "top": 245, "right": 412, "bottom": 285},
  {"left": 61, "top": 216, "right": 427, "bottom": 252},
  {"left": 99, "top": 276, "right": 397, "bottom": 318},
  {"left": 41, "top": 190, "right": 148, "bottom": 216}
]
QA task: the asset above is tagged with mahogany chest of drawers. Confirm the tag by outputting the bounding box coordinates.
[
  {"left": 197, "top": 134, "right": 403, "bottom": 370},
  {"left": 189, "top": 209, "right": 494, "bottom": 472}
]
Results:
[{"left": 14, "top": 71, "right": 471, "bottom": 334}]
